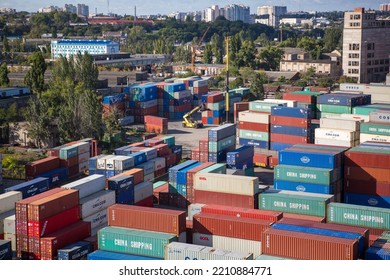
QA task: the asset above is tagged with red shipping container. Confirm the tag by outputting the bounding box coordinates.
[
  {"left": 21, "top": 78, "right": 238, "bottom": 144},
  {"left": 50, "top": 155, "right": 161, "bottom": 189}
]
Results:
[
  {"left": 25, "top": 157, "right": 60, "bottom": 177},
  {"left": 238, "top": 121, "right": 269, "bottom": 132},
  {"left": 134, "top": 196, "right": 154, "bottom": 207},
  {"left": 164, "top": 153, "right": 176, "bottom": 168},
  {"left": 282, "top": 213, "right": 325, "bottom": 223},
  {"left": 201, "top": 117, "right": 207, "bottom": 124},
  {"left": 345, "top": 150, "right": 390, "bottom": 169},
  {"left": 29, "top": 236, "right": 41, "bottom": 259},
  {"left": 60, "top": 157, "right": 78, "bottom": 168},
  {"left": 345, "top": 166, "right": 390, "bottom": 182},
  {"left": 283, "top": 92, "right": 315, "bottom": 103},
  {"left": 40, "top": 221, "right": 91, "bottom": 260},
  {"left": 27, "top": 189, "right": 79, "bottom": 222},
  {"left": 186, "top": 162, "right": 215, "bottom": 204},
  {"left": 199, "top": 139, "right": 209, "bottom": 152},
  {"left": 28, "top": 206, "right": 80, "bottom": 238},
  {"left": 193, "top": 85, "right": 208, "bottom": 94},
  {"left": 174, "top": 104, "right": 192, "bottom": 113},
  {"left": 193, "top": 212, "right": 271, "bottom": 241},
  {"left": 153, "top": 183, "right": 169, "bottom": 204},
  {"left": 271, "top": 133, "right": 310, "bottom": 144},
  {"left": 154, "top": 168, "right": 166, "bottom": 178},
  {"left": 344, "top": 179, "right": 390, "bottom": 197},
  {"left": 199, "top": 154, "right": 209, "bottom": 163},
  {"left": 262, "top": 228, "right": 358, "bottom": 260},
  {"left": 108, "top": 204, "right": 186, "bottom": 236},
  {"left": 213, "top": 117, "right": 221, "bottom": 125},
  {"left": 234, "top": 102, "right": 249, "bottom": 123},
  {"left": 253, "top": 153, "right": 270, "bottom": 167},
  {"left": 145, "top": 115, "right": 168, "bottom": 127},
  {"left": 147, "top": 141, "right": 166, "bottom": 149},
  {"left": 201, "top": 204, "right": 282, "bottom": 222},
  {"left": 186, "top": 219, "right": 193, "bottom": 244},
  {"left": 129, "top": 142, "right": 145, "bottom": 147},
  {"left": 194, "top": 189, "right": 259, "bottom": 209},
  {"left": 122, "top": 168, "right": 144, "bottom": 185},
  {"left": 269, "top": 155, "right": 278, "bottom": 167},
  {"left": 83, "top": 235, "right": 98, "bottom": 252},
  {"left": 207, "top": 92, "right": 224, "bottom": 103},
  {"left": 145, "top": 124, "right": 168, "bottom": 134},
  {"left": 270, "top": 116, "right": 311, "bottom": 128},
  {"left": 68, "top": 164, "right": 79, "bottom": 178}
]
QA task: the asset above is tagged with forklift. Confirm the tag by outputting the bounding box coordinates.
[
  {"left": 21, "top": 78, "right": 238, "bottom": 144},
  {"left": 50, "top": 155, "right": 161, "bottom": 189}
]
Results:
[{"left": 182, "top": 102, "right": 209, "bottom": 129}]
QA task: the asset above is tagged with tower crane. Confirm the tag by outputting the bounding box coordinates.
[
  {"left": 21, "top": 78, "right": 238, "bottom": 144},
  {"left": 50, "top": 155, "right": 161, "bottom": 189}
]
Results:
[{"left": 191, "top": 26, "right": 211, "bottom": 72}]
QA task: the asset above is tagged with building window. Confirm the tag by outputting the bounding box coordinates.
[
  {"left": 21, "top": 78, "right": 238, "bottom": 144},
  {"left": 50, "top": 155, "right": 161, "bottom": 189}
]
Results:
[
  {"left": 349, "top": 44, "right": 360, "bottom": 51},
  {"left": 354, "top": 15, "right": 361, "bottom": 20}
]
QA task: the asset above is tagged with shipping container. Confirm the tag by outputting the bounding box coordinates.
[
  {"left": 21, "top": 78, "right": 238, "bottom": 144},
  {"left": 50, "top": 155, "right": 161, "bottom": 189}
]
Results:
[
  {"left": 226, "top": 145, "right": 254, "bottom": 166},
  {"left": 270, "top": 134, "right": 310, "bottom": 145},
  {"left": 194, "top": 190, "right": 258, "bottom": 209},
  {"left": 87, "top": 250, "right": 161, "bottom": 260},
  {"left": 134, "top": 181, "right": 153, "bottom": 203},
  {"left": 270, "top": 125, "right": 310, "bottom": 137},
  {"left": 57, "top": 241, "right": 92, "bottom": 260},
  {"left": 192, "top": 233, "right": 262, "bottom": 257},
  {"left": 270, "top": 116, "right": 310, "bottom": 128},
  {"left": 61, "top": 174, "right": 106, "bottom": 200},
  {"left": 345, "top": 166, "right": 390, "bottom": 182},
  {"left": 344, "top": 193, "right": 390, "bottom": 208},
  {"left": 365, "top": 247, "right": 390, "bottom": 260},
  {"left": 370, "top": 110, "right": 390, "bottom": 124},
  {"left": 25, "top": 157, "right": 61, "bottom": 177},
  {"left": 208, "top": 123, "right": 236, "bottom": 142},
  {"left": 274, "top": 179, "right": 342, "bottom": 195},
  {"left": 238, "top": 111, "right": 270, "bottom": 124},
  {"left": 345, "top": 179, "right": 390, "bottom": 197},
  {"left": 79, "top": 190, "right": 116, "bottom": 219},
  {"left": 249, "top": 101, "right": 285, "bottom": 113},
  {"left": 0, "top": 240, "right": 12, "bottom": 260},
  {"left": 360, "top": 133, "right": 390, "bottom": 143},
  {"left": 315, "top": 128, "right": 358, "bottom": 142},
  {"left": 282, "top": 213, "right": 326, "bottom": 223},
  {"left": 0, "top": 191, "right": 22, "bottom": 214},
  {"left": 238, "top": 130, "right": 268, "bottom": 142},
  {"left": 271, "top": 107, "right": 310, "bottom": 119},
  {"left": 122, "top": 168, "right": 144, "bottom": 185},
  {"left": 320, "top": 117, "right": 361, "bottom": 131},
  {"left": 360, "top": 122, "right": 390, "bottom": 136},
  {"left": 278, "top": 148, "right": 342, "bottom": 169},
  {"left": 345, "top": 147, "right": 390, "bottom": 169},
  {"left": 98, "top": 226, "right": 177, "bottom": 258},
  {"left": 275, "top": 165, "right": 341, "bottom": 185},
  {"left": 83, "top": 209, "right": 108, "bottom": 230},
  {"left": 262, "top": 228, "right": 358, "bottom": 260},
  {"left": 4, "top": 215, "right": 15, "bottom": 234},
  {"left": 107, "top": 174, "right": 134, "bottom": 192},
  {"left": 137, "top": 161, "right": 155, "bottom": 176}
]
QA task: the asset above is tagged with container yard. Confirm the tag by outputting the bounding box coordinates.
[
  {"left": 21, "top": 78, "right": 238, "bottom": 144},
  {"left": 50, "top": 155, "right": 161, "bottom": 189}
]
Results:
[{"left": 1, "top": 82, "right": 390, "bottom": 264}]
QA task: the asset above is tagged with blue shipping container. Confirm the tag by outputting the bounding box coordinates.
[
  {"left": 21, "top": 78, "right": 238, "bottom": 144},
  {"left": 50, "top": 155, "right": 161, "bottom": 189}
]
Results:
[
  {"left": 115, "top": 188, "right": 134, "bottom": 204},
  {"left": 271, "top": 107, "right": 310, "bottom": 119},
  {"left": 105, "top": 170, "right": 115, "bottom": 178},
  {"left": 165, "top": 83, "right": 186, "bottom": 93},
  {"left": 114, "top": 146, "right": 130, "bottom": 156},
  {"left": 176, "top": 162, "right": 202, "bottom": 185},
  {"left": 238, "top": 138, "right": 269, "bottom": 149},
  {"left": 169, "top": 160, "right": 198, "bottom": 183},
  {"left": 57, "top": 241, "right": 92, "bottom": 260},
  {"left": 226, "top": 145, "right": 254, "bottom": 166},
  {"left": 274, "top": 180, "right": 335, "bottom": 194},
  {"left": 108, "top": 174, "right": 134, "bottom": 192},
  {"left": 37, "top": 167, "right": 68, "bottom": 187},
  {"left": 0, "top": 240, "right": 12, "bottom": 260},
  {"left": 278, "top": 149, "right": 341, "bottom": 169},
  {"left": 270, "top": 142, "right": 294, "bottom": 152},
  {"left": 208, "top": 150, "right": 229, "bottom": 163},
  {"left": 208, "top": 123, "right": 236, "bottom": 142},
  {"left": 317, "top": 94, "right": 362, "bottom": 107},
  {"left": 365, "top": 247, "right": 390, "bottom": 260},
  {"left": 5, "top": 177, "right": 50, "bottom": 199},
  {"left": 103, "top": 94, "right": 125, "bottom": 105},
  {"left": 87, "top": 250, "right": 161, "bottom": 260},
  {"left": 131, "top": 151, "right": 147, "bottom": 166},
  {"left": 344, "top": 193, "right": 390, "bottom": 209},
  {"left": 228, "top": 158, "right": 254, "bottom": 170},
  {"left": 270, "top": 125, "right": 310, "bottom": 137},
  {"left": 271, "top": 223, "right": 364, "bottom": 258}
]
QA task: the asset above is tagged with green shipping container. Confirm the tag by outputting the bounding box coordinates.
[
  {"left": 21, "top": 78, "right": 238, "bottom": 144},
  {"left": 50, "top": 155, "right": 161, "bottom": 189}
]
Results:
[
  {"left": 160, "top": 136, "right": 175, "bottom": 147},
  {"left": 360, "top": 123, "right": 390, "bottom": 136},
  {"left": 291, "top": 90, "right": 323, "bottom": 96},
  {"left": 249, "top": 101, "right": 284, "bottom": 113},
  {"left": 98, "top": 226, "right": 177, "bottom": 258},
  {"left": 153, "top": 181, "right": 167, "bottom": 189},
  {"left": 317, "top": 104, "right": 352, "bottom": 114},
  {"left": 198, "top": 163, "right": 227, "bottom": 174},
  {"left": 245, "top": 167, "right": 255, "bottom": 176},
  {"left": 349, "top": 147, "right": 390, "bottom": 155},
  {"left": 239, "top": 129, "right": 269, "bottom": 141},
  {"left": 259, "top": 190, "right": 332, "bottom": 217},
  {"left": 352, "top": 104, "right": 390, "bottom": 115},
  {"left": 208, "top": 135, "right": 236, "bottom": 153},
  {"left": 59, "top": 146, "right": 78, "bottom": 159},
  {"left": 274, "top": 165, "right": 341, "bottom": 185},
  {"left": 327, "top": 203, "right": 390, "bottom": 230}
]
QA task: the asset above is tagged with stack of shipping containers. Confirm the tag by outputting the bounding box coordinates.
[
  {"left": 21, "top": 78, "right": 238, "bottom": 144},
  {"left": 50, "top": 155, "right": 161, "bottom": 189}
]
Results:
[
  {"left": 126, "top": 84, "right": 158, "bottom": 123},
  {"left": 1, "top": 191, "right": 22, "bottom": 252},
  {"left": 226, "top": 145, "right": 255, "bottom": 176},
  {"left": 201, "top": 92, "right": 225, "bottom": 125},
  {"left": 359, "top": 110, "right": 390, "bottom": 144},
  {"left": 102, "top": 94, "right": 126, "bottom": 118},
  {"left": 208, "top": 123, "right": 236, "bottom": 163}
]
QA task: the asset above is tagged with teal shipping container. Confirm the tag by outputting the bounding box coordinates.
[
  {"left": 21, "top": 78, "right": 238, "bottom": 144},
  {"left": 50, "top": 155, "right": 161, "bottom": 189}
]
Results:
[
  {"left": 198, "top": 163, "right": 227, "bottom": 174},
  {"left": 208, "top": 135, "right": 236, "bottom": 153},
  {"left": 239, "top": 130, "right": 269, "bottom": 142},
  {"left": 274, "top": 165, "right": 341, "bottom": 185}
]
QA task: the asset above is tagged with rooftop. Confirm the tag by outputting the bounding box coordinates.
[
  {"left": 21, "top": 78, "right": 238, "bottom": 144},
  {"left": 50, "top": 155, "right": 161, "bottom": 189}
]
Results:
[{"left": 52, "top": 40, "right": 117, "bottom": 45}]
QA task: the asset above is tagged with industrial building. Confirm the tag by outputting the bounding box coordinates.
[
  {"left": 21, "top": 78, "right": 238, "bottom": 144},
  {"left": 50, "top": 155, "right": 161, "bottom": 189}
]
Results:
[{"left": 50, "top": 39, "right": 120, "bottom": 59}]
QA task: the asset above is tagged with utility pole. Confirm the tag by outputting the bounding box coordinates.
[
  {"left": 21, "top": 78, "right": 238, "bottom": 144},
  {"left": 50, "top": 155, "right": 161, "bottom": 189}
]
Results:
[{"left": 225, "top": 36, "right": 230, "bottom": 124}]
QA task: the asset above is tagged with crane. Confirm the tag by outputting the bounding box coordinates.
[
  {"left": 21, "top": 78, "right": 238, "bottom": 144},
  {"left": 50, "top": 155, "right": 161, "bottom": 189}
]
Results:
[{"left": 191, "top": 26, "right": 211, "bottom": 72}]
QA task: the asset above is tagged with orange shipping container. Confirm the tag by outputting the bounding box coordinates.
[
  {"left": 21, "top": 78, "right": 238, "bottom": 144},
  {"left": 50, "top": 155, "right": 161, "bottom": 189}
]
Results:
[{"left": 122, "top": 168, "right": 144, "bottom": 185}]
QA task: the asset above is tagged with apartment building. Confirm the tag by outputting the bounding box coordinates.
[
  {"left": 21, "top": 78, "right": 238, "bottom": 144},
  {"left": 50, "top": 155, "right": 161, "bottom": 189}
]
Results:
[
  {"left": 51, "top": 40, "right": 120, "bottom": 59},
  {"left": 257, "top": 6, "right": 287, "bottom": 27}
]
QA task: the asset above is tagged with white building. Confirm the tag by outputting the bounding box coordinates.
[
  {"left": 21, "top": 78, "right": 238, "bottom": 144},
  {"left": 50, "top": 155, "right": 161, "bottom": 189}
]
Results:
[
  {"left": 64, "top": 4, "right": 77, "bottom": 14},
  {"left": 223, "top": 4, "right": 250, "bottom": 23},
  {"left": 38, "top": 6, "right": 61, "bottom": 13},
  {"left": 51, "top": 40, "right": 120, "bottom": 59},
  {"left": 257, "top": 6, "right": 287, "bottom": 27},
  {"left": 203, "top": 5, "right": 221, "bottom": 22},
  {"left": 0, "top": 8, "right": 16, "bottom": 14},
  {"left": 77, "top": 4, "right": 89, "bottom": 17}
]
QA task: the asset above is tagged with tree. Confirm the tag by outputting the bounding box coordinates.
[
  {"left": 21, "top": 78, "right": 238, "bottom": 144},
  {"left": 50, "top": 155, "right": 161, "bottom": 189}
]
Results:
[
  {"left": 258, "top": 46, "right": 284, "bottom": 71},
  {"left": 210, "top": 33, "right": 223, "bottom": 64},
  {"left": 236, "top": 40, "right": 256, "bottom": 68},
  {"left": 2, "top": 36, "right": 10, "bottom": 53},
  {"left": 229, "top": 34, "right": 241, "bottom": 68},
  {"left": 24, "top": 51, "right": 47, "bottom": 93},
  {"left": 255, "top": 33, "right": 270, "bottom": 47},
  {"left": 174, "top": 45, "right": 192, "bottom": 63},
  {"left": 203, "top": 44, "right": 213, "bottom": 64},
  {"left": 0, "top": 63, "right": 10, "bottom": 86},
  {"left": 323, "top": 27, "right": 343, "bottom": 52},
  {"left": 297, "top": 36, "right": 322, "bottom": 59},
  {"left": 74, "top": 52, "right": 99, "bottom": 90},
  {"left": 250, "top": 72, "right": 267, "bottom": 101}
]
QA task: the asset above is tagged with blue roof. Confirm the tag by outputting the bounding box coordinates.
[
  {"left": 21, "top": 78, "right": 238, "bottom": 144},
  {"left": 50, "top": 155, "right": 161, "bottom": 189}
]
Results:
[{"left": 53, "top": 40, "right": 117, "bottom": 45}]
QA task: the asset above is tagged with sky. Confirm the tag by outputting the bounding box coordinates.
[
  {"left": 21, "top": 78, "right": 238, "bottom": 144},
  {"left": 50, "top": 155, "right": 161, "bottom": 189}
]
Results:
[{"left": 0, "top": 0, "right": 387, "bottom": 15}]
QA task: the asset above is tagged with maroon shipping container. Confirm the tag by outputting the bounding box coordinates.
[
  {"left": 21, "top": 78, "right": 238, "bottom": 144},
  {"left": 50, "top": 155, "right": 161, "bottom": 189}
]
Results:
[
  {"left": 145, "top": 115, "right": 168, "bottom": 127},
  {"left": 193, "top": 212, "right": 271, "bottom": 241},
  {"left": 262, "top": 228, "right": 359, "bottom": 260},
  {"left": 60, "top": 157, "right": 78, "bottom": 168},
  {"left": 186, "top": 219, "right": 193, "bottom": 244},
  {"left": 122, "top": 168, "right": 144, "bottom": 185},
  {"left": 108, "top": 204, "right": 186, "bottom": 236},
  {"left": 28, "top": 236, "right": 41, "bottom": 259},
  {"left": 134, "top": 196, "right": 154, "bottom": 207},
  {"left": 271, "top": 133, "right": 310, "bottom": 144},
  {"left": 127, "top": 106, "right": 158, "bottom": 116},
  {"left": 68, "top": 164, "right": 79, "bottom": 178},
  {"left": 234, "top": 102, "right": 249, "bottom": 124},
  {"left": 143, "top": 134, "right": 157, "bottom": 141},
  {"left": 207, "top": 92, "right": 224, "bottom": 103},
  {"left": 201, "top": 204, "right": 282, "bottom": 222},
  {"left": 270, "top": 116, "right": 311, "bottom": 128},
  {"left": 283, "top": 92, "right": 316, "bottom": 103},
  {"left": 345, "top": 166, "right": 390, "bottom": 182},
  {"left": 27, "top": 189, "right": 79, "bottom": 222},
  {"left": 344, "top": 179, "right": 390, "bottom": 197},
  {"left": 238, "top": 121, "right": 269, "bottom": 132},
  {"left": 146, "top": 139, "right": 165, "bottom": 147},
  {"left": 28, "top": 206, "right": 81, "bottom": 238},
  {"left": 25, "top": 157, "right": 60, "bottom": 177},
  {"left": 345, "top": 150, "right": 390, "bottom": 169},
  {"left": 40, "top": 221, "right": 91, "bottom": 260},
  {"left": 199, "top": 139, "right": 209, "bottom": 152},
  {"left": 191, "top": 148, "right": 200, "bottom": 161},
  {"left": 154, "top": 144, "right": 171, "bottom": 156},
  {"left": 193, "top": 85, "right": 208, "bottom": 94},
  {"left": 163, "top": 153, "right": 177, "bottom": 168},
  {"left": 154, "top": 168, "right": 166, "bottom": 178},
  {"left": 282, "top": 213, "right": 326, "bottom": 223},
  {"left": 199, "top": 152, "right": 209, "bottom": 163},
  {"left": 277, "top": 218, "right": 369, "bottom": 251},
  {"left": 194, "top": 189, "right": 259, "bottom": 209},
  {"left": 153, "top": 183, "right": 169, "bottom": 204},
  {"left": 253, "top": 153, "right": 270, "bottom": 167},
  {"left": 83, "top": 235, "right": 98, "bottom": 252}
]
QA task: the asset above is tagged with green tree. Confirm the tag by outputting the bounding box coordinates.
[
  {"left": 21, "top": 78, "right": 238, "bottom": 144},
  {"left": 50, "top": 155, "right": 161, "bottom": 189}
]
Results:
[
  {"left": 297, "top": 36, "right": 322, "bottom": 59},
  {"left": 323, "top": 27, "right": 343, "bottom": 52},
  {"left": 210, "top": 33, "right": 223, "bottom": 64},
  {"left": 236, "top": 40, "right": 256, "bottom": 68},
  {"left": 203, "top": 44, "right": 213, "bottom": 64},
  {"left": 174, "top": 45, "right": 192, "bottom": 63},
  {"left": 24, "top": 51, "right": 47, "bottom": 93},
  {"left": 0, "top": 63, "right": 10, "bottom": 86},
  {"left": 250, "top": 72, "right": 267, "bottom": 101},
  {"left": 258, "top": 46, "right": 284, "bottom": 71},
  {"left": 74, "top": 52, "right": 99, "bottom": 90},
  {"left": 255, "top": 33, "right": 270, "bottom": 47},
  {"left": 2, "top": 36, "right": 10, "bottom": 53},
  {"left": 229, "top": 34, "right": 241, "bottom": 68}
]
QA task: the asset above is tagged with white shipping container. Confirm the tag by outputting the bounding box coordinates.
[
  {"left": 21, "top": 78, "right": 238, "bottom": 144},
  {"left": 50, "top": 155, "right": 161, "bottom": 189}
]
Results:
[
  {"left": 339, "top": 114, "right": 370, "bottom": 122},
  {"left": 72, "top": 142, "right": 90, "bottom": 154},
  {"left": 164, "top": 242, "right": 253, "bottom": 260},
  {"left": 149, "top": 157, "right": 166, "bottom": 171},
  {"left": 134, "top": 182, "right": 153, "bottom": 203},
  {"left": 194, "top": 173, "right": 259, "bottom": 196},
  {"left": 118, "top": 116, "right": 135, "bottom": 126},
  {"left": 188, "top": 203, "right": 206, "bottom": 220},
  {"left": 61, "top": 174, "right": 106, "bottom": 200},
  {"left": 369, "top": 110, "right": 390, "bottom": 124},
  {"left": 4, "top": 233, "right": 16, "bottom": 251},
  {"left": 320, "top": 117, "right": 361, "bottom": 131},
  {"left": 137, "top": 161, "right": 155, "bottom": 175},
  {"left": 263, "top": 99, "right": 296, "bottom": 108},
  {"left": 142, "top": 148, "right": 158, "bottom": 161},
  {"left": 193, "top": 79, "right": 208, "bottom": 88},
  {"left": 105, "top": 155, "right": 121, "bottom": 171},
  {"left": 4, "top": 214, "right": 15, "bottom": 234},
  {"left": 192, "top": 233, "right": 262, "bottom": 258},
  {"left": 173, "top": 90, "right": 191, "bottom": 99},
  {"left": 315, "top": 128, "right": 358, "bottom": 141},
  {"left": 360, "top": 133, "right": 390, "bottom": 143},
  {"left": 140, "top": 99, "right": 158, "bottom": 109},
  {"left": 239, "top": 111, "right": 270, "bottom": 124},
  {"left": 144, "top": 172, "right": 154, "bottom": 182},
  {"left": 0, "top": 210, "right": 15, "bottom": 235},
  {"left": 83, "top": 209, "right": 108, "bottom": 230},
  {"left": 0, "top": 191, "right": 22, "bottom": 215},
  {"left": 114, "top": 155, "right": 135, "bottom": 171},
  {"left": 79, "top": 190, "right": 116, "bottom": 219},
  {"left": 97, "top": 155, "right": 116, "bottom": 170},
  {"left": 226, "top": 169, "right": 245, "bottom": 176},
  {"left": 78, "top": 152, "right": 90, "bottom": 164},
  {"left": 315, "top": 138, "right": 355, "bottom": 147},
  {"left": 78, "top": 161, "right": 89, "bottom": 174},
  {"left": 370, "top": 93, "right": 390, "bottom": 104}
]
